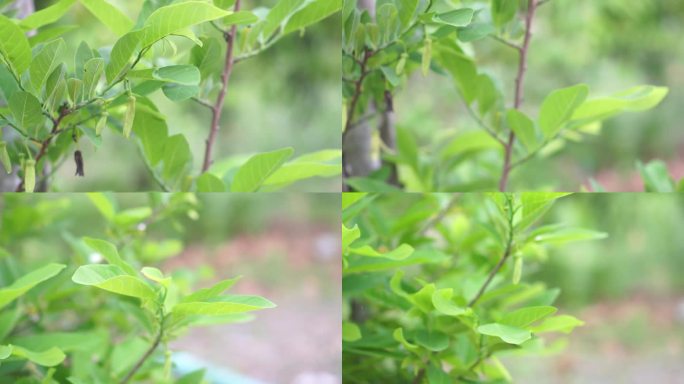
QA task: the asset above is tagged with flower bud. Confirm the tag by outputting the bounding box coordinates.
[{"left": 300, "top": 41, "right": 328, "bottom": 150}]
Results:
[
  {"left": 96, "top": 112, "right": 109, "bottom": 136},
  {"left": 24, "top": 159, "right": 36, "bottom": 193},
  {"left": 395, "top": 53, "right": 408, "bottom": 76},
  {"left": 123, "top": 95, "right": 136, "bottom": 138},
  {"left": 0, "top": 141, "right": 10, "bottom": 174},
  {"left": 512, "top": 256, "right": 523, "bottom": 285},
  {"left": 422, "top": 38, "right": 432, "bottom": 76}
]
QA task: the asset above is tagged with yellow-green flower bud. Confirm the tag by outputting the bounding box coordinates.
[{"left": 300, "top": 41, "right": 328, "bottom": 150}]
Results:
[
  {"left": 123, "top": 95, "right": 136, "bottom": 138},
  {"left": 0, "top": 142, "right": 10, "bottom": 174},
  {"left": 96, "top": 112, "right": 109, "bottom": 136},
  {"left": 24, "top": 159, "right": 36, "bottom": 193},
  {"left": 395, "top": 53, "right": 408, "bottom": 76},
  {"left": 422, "top": 38, "right": 432, "bottom": 76}
]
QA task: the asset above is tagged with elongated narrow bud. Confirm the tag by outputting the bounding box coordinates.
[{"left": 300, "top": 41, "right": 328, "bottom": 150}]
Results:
[
  {"left": 0, "top": 142, "right": 10, "bottom": 174},
  {"left": 123, "top": 95, "right": 136, "bottom": 138},
  {"left": 512, "top": 256, "right": 523, "bottom": 285},
  {"left": 395, "top": 53, "right": 408, "bottom": 76},
  {"left": 422, "top": 38, "right": 432, "bottom": 76},
  {"left": 24, "top": 159, "right": 36, "bottom": 193},
  {"left": 74, "top": 150, "right": 84, "bottom": 177},
  {"left": 96, "top": 112, "right": 108, "bottom": 136}
]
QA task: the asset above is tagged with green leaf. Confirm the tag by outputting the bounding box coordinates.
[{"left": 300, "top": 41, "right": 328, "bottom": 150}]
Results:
[
  {"left": 0, "top": 345, "right": 11, "bottom": 359},
  {"left": 458, "top": 22, "right": 495, "bottom": 42},
  {"left": 87, "top": 193, "right": 116, "bottom": 219},
  {"left": 427, "top": 364, "right": 451, "bottom": 384},
  {"left": 153, "top": 65, "right": 200, "bottom": 85},
  {"left": 173, "top": 295, "right": 276, "bottom": 317},
  {"left": 638, "top": 160, "right": 675, "bottom": 192},
  {"left": 9, "top": 91, "right": 44, "bottom": 132},
  {"left": 133, "top": 102, "right": 168, "bottom": 166},
  {"left": 162, "top": 84, "right": 199, "bottom": 101},
  {"left": 141, "top": 267, "right": 169, "bottom": 286},
  {"left": 196, "top": 173, "right": 226, "bottom": 192},
  {"left": 342, "top": 224, "right": 361, "bottom": 255},
  {"left": 397, "top": 0, "right": 419, "bottom": 28},
  {"left": 507, "top": 109, "right": 538, "bottom": 152},
  {"left": 435, "top": 9, "right": 474, "bottom": 27},
  {"left": 529, "top": 315, "right": 584, "bottom": 334},
  {"left": 283, "top": 0, "right": 342, "bottom": 35},
  {"left": 477, "top": 323, "right": 531, "bottom": 344},
  {"left": 82, "top": 58, "right": 105, "bottom": 99},
  {"left": 0, "top": 14, "right": 33, "bottom": 75},
  {"left": 222, "top": 11, "right": 258, "bottom": 25},
  {"left": 190, "top": 37, "right": 223, "bottom": 79},
  {"left": 441, "top": 130, "right": 501, "bottom": 159},
  {"left": 432, "top": 288, "right": 467, "bottom": 316},
  {"left": 105, "top": 31, "right": 140, "bottom": 83},
  {"left": 162, "top": 134, "right": 192, "bottom": 181},
  {"left": 491, "top": 0, "right": 518, "bottom": 27},
  {"left": 30, "top": 39, "right": 66, "bottom": 93},
  {"left": 500, "top": 306, "right": 557, "bottom": 328},
  {"left": 262, "top": 149, "right": 342, "bottom": 187},
  {"left": 533, "top": 227, "right": 608, "bottom": 245},
  {"left": 10, "top": 345, "right": 65, "bottom": 367},
  {"left": 539, "top": 84, "right": 589, "bottom": 138},
  {"left": 393, "top": 328, "right": 419, "bottom": 354},
  {"left": 82, "top": 237, "right": 137, "bottom": 275},
  {"left": 176, "top": 369, "right": 207, "bottom": 384},
  {"left": 72, "top": 264, "right": 156, "bottom": 300},
  {"left": 349, "top": 243, "right": 414, "bottom": 260},
  {"left": 182, "top": 276, "right": 241, "bottom": 303},
  {"left": 518, "top": 192, "right": 571, "bottom": 230},
  {"left": 139, "top": 2, "right": 231, "bottom": 47},
  {"left": 10, "top": 329, "right": 108, "bottom": 354},
  {"left": 261, "top": 0, "right": 306, "bottom": 39},
  {"left": 231, "top": 147, "right": 294, "bottom": 192},
  {"left": 19, "top": 0, "right": 76, "bottom": 30},
  {"left": 113, "top": 207, "right": 152, "bottom": 226},
  {"left": 0, "top": 263, "right": 66, "bottom": 310},
  {"left": 414, "top": 330, "right": 449, "bottom": 352},
  {"left": 572, "top": 85, "right": 668, "bottom": 124},
  {"left": 80, "top": 0, "right": 135, "bottom": 36},
  {"left": 342, "top": 322, "right": 362, "bottom": 342}
]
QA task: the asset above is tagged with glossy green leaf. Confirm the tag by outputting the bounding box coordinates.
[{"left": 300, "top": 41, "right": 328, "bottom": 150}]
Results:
[
  {"left": 82, "top": 58, "right": 105, "bottom": 99},
  {"left": 261, "top": 0, "right": 306, "bottom": 39},
  {"left": 9, "top": 91, "right": 44, "bottom": 132},
  {"left": 477, "top": 323, "right": 531, "bottom": 344},
  {"left": 222, "top": 11, "right": 258, "bottom": 25},
  {"left": 500, "top": 306, "right": 557, "bottom": 328},
  {"left": 72, "top": 264, "right": 156, "bottom": 300},
  {"left": 10, "top": 345, "right": 65, "bottom": 367},
  {"left": 507, "top": 109, "right": 538, "bottom": 152},
  {"left": 0, "top": 263, "right": 66, "bottom": 310},
  {"left": 572, "top": 85, "right": 668, "bottom": 124},
  {"left": 0, "top": 14, "right": 32, "bottom": 75},
  {"left": 414, "top": 330, "right": 449, "bottom": 352},
  {"left": 539, "top": 84, "right": 589, "bottom": 138},
  {"left": 30, "top": 39, "right": 66, "bottom": 92},
  {"left": 196, "top": 173, "right": 226, "bottom": 192},
  {"left": 19, "top": 0, "right": 76, "bottom": 30},
  {"left": 458, "top": 22, "right": 495, "bottom": 42},
  {"left": 139, "top": 2, "right": 231, "bottom": 47},
  {"left": 529, "top": 315, "right": 584, "bottom": 334},
  {"left": 162, "top": 134, "right": 192, "bottom": 181},
  {"left": 153, "top": 65, "right": 200, "bottom": 85},
  {"left": 231, "top": 147, "right": 294, "bottom": 192},
  {"left": 82, "top": 237, "right": 137, "bottom": 275},
  {"left": 182, "top": 276, "right": 241, "bottom": 303},
  {"left": 491, "top": 0, "right": 517, "bottom": 27},
  {"left": 283, "top": 0, "right": 342, "bottom": 35},
  {"left": 393, "top": 327, "right": 419, "bottom": 354},
  {"left": 173, "top": 295, "right": 276, "bottom": 317},
  {"left": 435, "top": 8, "right": 473, "bottom": 27},
  {"left": 432, "top": 288, "right": 467, "bottom": 316},
  {"left": 349, "top": 243, "right": 414, "bottom": 260},
  {"left": 80, "top": 0, "right": 134, "bottom": 36},
  {"left": 342, "top": 224, "right": 361, "bottom": 255}
]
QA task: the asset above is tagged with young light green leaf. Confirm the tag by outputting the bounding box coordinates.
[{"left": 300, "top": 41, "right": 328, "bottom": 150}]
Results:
[
  {"left": 82, "top": 237, "right": 137, "bottom": 275},
  {"left": 0, "top": 15, "right": 33, "bottom": 75},
  {"left": 414, "top": 330, "right": 449, "bottom": 352},
  {"left": 529, "top": 315, "right": 584, "bottom": 334},
  {"left": 507, "top": 109, "right": 538, "bottom": 152},
  {"left": 0, "top": 345, "right": 11, "bottom": 359},
  {"left": 432, "top": 288, "right": 468, "bottom": 316},
  {"left": 0, "top": 263, "right": 66, "bottom": 310},
  {"left": 105, "top": 31, "right": 141, "bottom": 83},
  {"left": 222, "top": 11, "right": 258, "bottom": 25},
  {"left": 86, "top": 193, "right": 116, "bottom": 219},
  {"left": 393, "top": 327, "right": 420, "bottom": 354},
  {"left": 139, "top": 2, "right": 231, "bottom": 47},
  {"left": 342, "top": 322, "right": 362, "bottom": 342},
  {"left": 80, "top": 0, "right": 135, "bottom": 36},
  {"left": 491, "top": 0, "right": 518, "bottom": 27},
  {"left": 72, "top": 264, "right": 156, "bottom": 300},
  {"left": 283, "top": 0, "right": 342, "bottom": 35},
  {"left": 196, "top": 173, "right": 226, "bottom": 192},
  {"left": 477, "top": 323, "right": 531, "bottom": 344},
  {"left": 141, "top": 267, "right": 169, "bottom": 286},
  {"left": 82, "top": 58, "right": 105, "bottom": 99},
  {"left": 231, "top": 147, "right": 295, "bottom": 192},
  {"left": 30, "top": 39, "right": 66, "bottom": 93},
  {"left": 261, "top": 0, "right": 306, "bottom": 39},
  {"left": 435, "top": 8, "right": 474, "bottom": 27},
  {"left": 500, "top": 306, "right": 557, "bottom": 328},
  {"left": 572, "top": 85, "right": 668, "bottom": 124},
  {"left": 19, "top": 0, "right": 76, "bottom": 30},
  {"left": 349, "top": 243, "right": 414, "bottom": 260},
  {"left": 533, "top": 227, "right": 608, "bottom": 245},
  {"left": 539, "top": 84, "right": 589, "bottom": 138},
  {"left": 10, "top": 345, "right": 65, "bottom": 367},
  {"left": 173, "top": 295, "right": 276, "bottom": 317},
  {"left": 342, "top": 224, "right": 361, "bottom": 255},
  {"left": 182, "top": 276, "right": 242, "bottom": 303},
  {"left": 9, "top": 91, "right": 43, "bottom": 132},
  {"left": 162, "top": 134, "right": 192, "bottom": 180}
]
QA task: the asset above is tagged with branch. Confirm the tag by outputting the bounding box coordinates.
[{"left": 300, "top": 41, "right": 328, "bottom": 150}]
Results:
[
  {"left": 412, "top": 368, "right": 426, "bottom": 384},
  {"left": 468, "top": 197, "right": 515, "bottom": 307},
  {"left": 201, "top": 0, "right": 241, "bottom": 173},
  {"left": 119, "top": 321, "right": 164, "bottom": 384},
  {"left": 489, "top": 35, "right": 522, "bottom": 51},
  {"left": 499, "top": 0, "right": 538, "bottom": 191},
  {"left": 418, "top": 194, "right": 460, "bottom": 237}
]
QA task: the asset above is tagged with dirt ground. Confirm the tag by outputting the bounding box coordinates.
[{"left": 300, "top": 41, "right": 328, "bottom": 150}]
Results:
[{"left": 166, "top": 223, "right": 341, "bottom": 384}]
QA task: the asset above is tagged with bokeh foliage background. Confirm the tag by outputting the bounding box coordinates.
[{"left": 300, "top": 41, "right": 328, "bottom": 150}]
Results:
[
  {"left": 395, "top": 0, "right": 684, "bottom": 190},
  {"left": 6, "top": 0, "right": 341, "bottom": 191}
]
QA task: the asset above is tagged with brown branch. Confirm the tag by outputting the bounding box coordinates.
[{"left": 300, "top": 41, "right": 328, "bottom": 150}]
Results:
[
  {"left": 342, "top": 49, "right": 373, "bottom": 182},
  {"left": 498, "top": 0, "right": 538, "bottom": 192},
  {"left": 201, "top": 0, "right": 241, "bottom": 173},
  {"left": 15, "top": 107, "right": 70, "bottom": 192}
]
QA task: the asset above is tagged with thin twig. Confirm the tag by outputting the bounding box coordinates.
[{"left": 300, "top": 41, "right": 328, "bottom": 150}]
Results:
[
  {"left": 499, "top": 0, "right": 538, "bottom": 191},
  {"left": 468, "top": 197, "right": 514, "bottom": 307},
  {"left": 119, "top": 319, "right": 164, "bottom": 384},
  {"left": 418, "top": 194, "right": 460, "bottom": 237},
  {"left": 489, "top": 35, "right": 522, "bottom": 51},
  {"left": 201, "top": 0, "right": 241, "bottom": 173},
  {"left": 191, "top": 97, "right": 214, "bottom": 110}
]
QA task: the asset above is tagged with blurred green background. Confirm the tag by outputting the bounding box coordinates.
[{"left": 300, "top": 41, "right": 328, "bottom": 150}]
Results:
[
  {"left": 396, "top": 0, "right": 684, "bottom": 190},
  {"left": 0, "top": 192, "right": 341, "bottom": 383},
  {"left": 26, "top": 0, "right": 341, "bottom": 192},
  {"left": 505, "top": 194, "right": 684, "bottom": 382}
]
